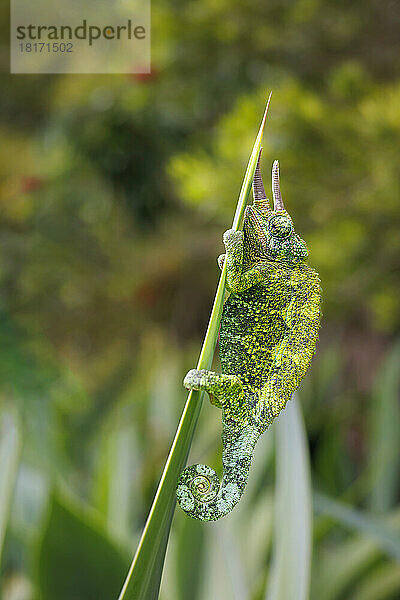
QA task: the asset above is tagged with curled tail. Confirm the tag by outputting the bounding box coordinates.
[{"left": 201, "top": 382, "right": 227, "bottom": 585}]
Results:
[{"left": 176, "top": 424, "right": 259, "bottom": 521}]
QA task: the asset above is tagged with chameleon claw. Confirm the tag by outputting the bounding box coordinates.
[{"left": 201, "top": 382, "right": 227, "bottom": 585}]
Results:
[
  {"left": 223, "top": 228, "right": 242, "bottom": 245},
  {"left": 183, "top": 369, "right": 203, "bottom": 390},
  {"left": 217, "top": 254, "right": 226, "bottom": 270}
]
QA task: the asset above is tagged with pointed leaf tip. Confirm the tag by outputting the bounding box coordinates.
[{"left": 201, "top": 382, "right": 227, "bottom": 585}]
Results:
[{"left": 259, "top": 92, "right": 273, "bottom": 139}]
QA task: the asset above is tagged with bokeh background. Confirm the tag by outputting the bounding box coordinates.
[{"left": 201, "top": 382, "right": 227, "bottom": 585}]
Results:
[{"left": 1, "top": 0, "right": 400, "bottom": 598}]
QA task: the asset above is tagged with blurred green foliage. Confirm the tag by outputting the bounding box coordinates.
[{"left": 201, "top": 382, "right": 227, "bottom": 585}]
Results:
[
  {"left": 36, "top": 494, "right": 129, "bottom": 600},
  {"left": 0, "top": 0, "right": 400, "bottom": 597}
]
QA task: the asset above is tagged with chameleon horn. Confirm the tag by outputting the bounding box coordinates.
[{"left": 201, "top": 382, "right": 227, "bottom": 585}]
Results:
[
  {"left": 272, "top": 159, "right": 285, "bottom": 211},
  {"left": 253, "top": 148, "right": 270, "bottom": 212}
]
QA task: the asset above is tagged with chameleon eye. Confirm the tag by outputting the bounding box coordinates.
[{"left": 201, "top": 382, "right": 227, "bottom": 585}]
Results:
[{"left": 268, "top": 214, "right": 293, "bottom": 239}]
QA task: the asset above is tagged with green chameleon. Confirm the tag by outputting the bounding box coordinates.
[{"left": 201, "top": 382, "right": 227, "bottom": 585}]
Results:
[{"left": 176, "top": 151, "right": 321, "bottom": 521}]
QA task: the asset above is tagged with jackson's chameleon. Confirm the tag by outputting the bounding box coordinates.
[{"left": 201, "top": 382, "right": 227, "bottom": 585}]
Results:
[{"left": 176, "top": 152, "right": 321, "bottom": 521}]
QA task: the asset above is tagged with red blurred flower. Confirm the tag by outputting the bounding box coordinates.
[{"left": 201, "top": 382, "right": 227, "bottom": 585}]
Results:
[{"left": 20, "top": 176, "right": 45, "bottom": 193}]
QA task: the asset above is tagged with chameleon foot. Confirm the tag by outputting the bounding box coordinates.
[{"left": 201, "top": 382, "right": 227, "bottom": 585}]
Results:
[
  {"left": 183, "top": 369, "right": 210, "bottom": 391},
  {"left": 183, "top": 369, "right": 241, "bottom": 396},
  {"left": 183, "top": 369, "right": 224, "bottom": 407},
  {"left": 183, "top": 369, "right": 246, "bottom": 424}
]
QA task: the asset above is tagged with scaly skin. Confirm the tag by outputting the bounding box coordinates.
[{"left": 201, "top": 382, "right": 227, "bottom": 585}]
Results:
[{"left": 176, "top": 156, "right": 321, "bottom": 521}]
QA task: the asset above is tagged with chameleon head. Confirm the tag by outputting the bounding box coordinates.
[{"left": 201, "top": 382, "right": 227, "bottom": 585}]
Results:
[{"left": 244, "top": 151, "right": 308, "bottom": 266}]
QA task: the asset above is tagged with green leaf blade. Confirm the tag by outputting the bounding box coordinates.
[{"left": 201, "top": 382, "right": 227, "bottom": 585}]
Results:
[
  {"left": 176, "top": 517, "right": 205, "bottom": 600},
  {"left": 368, "top": 338, "right": 400, "bottom": 513},
  {"left": 0, "top": 410, "right": 21, "bottom": 565},
  {"left": 36, "top": 493, "right": 129, "bottom": 600},
  {"left": 314, "top": 493, "right": 400, "bottom": 561},
  {"left": 266, "top": 398, "right": 313, "bottom": 600}
]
